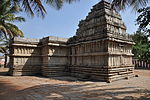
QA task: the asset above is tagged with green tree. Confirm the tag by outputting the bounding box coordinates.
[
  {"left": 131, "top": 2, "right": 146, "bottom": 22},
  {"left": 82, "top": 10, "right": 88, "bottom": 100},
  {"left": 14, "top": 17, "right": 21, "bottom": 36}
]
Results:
[
  {"left": 136, "top": 7, "right": 150, "bottom": 37},
  {"left": 0, "top": 0, "right": 25, "bottom": 39},
  {"left": 131, "top": 31, "right": 150, "bottom": 61}
]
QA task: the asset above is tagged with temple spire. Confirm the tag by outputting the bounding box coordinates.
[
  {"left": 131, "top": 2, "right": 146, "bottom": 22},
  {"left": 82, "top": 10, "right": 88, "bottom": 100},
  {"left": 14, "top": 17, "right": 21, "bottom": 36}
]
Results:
[{"left": 74, "top": 0, "right": 132, "bottom": 42}]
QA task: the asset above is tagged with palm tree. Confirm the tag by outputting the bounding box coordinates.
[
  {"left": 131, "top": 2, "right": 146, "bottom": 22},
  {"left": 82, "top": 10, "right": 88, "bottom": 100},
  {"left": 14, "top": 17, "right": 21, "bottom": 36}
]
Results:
[
  {"left": 0, "top": 0, "right": 25, "bottom": 67},
  {"left": 10, "top": 0, "right": 78, "bottom": 18},
  {"left": 0, "top": 0, "right": 25, "bottom": 39}
]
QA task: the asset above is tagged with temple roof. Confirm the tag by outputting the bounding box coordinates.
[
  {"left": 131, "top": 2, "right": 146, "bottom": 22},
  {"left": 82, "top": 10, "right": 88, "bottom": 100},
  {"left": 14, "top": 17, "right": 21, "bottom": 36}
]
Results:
[{"left": 71, "top": 0, "right": 132, "bottom": 43}]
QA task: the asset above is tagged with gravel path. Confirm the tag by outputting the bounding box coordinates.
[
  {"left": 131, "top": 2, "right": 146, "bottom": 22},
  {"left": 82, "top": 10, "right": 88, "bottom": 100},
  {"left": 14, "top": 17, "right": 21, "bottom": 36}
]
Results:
[{"left": 0, "top": 68, "right": 150, "bottom": 100}]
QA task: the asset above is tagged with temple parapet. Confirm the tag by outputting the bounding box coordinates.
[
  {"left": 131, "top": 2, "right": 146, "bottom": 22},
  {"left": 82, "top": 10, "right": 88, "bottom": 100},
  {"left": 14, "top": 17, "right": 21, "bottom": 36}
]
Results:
[
  {"left": 41, "top": 36, "right": 68, "bottom": 43},
  {"left": 12, "top": 37, "right": 40, "bottom": 44}
]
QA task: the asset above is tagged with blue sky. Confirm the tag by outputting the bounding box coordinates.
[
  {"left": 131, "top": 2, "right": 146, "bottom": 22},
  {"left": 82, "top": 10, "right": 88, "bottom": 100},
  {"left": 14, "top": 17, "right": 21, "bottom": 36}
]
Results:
[{"left": 15, "top": 0, "right": 138, "bottom": 39}]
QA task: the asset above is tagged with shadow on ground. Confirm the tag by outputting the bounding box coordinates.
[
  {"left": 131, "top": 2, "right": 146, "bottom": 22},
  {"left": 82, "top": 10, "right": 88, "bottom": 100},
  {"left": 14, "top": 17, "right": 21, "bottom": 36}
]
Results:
[
  {"left": 0, "top": 68, "right": 9, "bottom": 76},
  {"left": 0, "top": 80, "right": 150, "bottom": 100},
  {"left": 0, "top": 68, "right": 150, "bottom": 100}
]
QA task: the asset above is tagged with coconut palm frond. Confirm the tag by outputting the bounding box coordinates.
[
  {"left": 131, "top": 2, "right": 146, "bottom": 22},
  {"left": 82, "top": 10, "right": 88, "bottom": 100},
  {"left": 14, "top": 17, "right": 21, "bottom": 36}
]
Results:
[
  {"left": 19, "top": 0, "right": 46, "bottom": 17},
  {"left": 22, "top": 0, "right": 35, "bottom": 17},
  {"left": 0, "top": 36, "right": 9, "bottom": 54},
  {"left": 0, "top": 25, "right": 8, "bottom": 39},
  {"left": 0, "top": 47, "right": 6, "bottom": 53},
  {"left": 0, "top": 0, "right": 25, "bottom": 39},
  {"left": 112, "top": 0, "right": 149, "bottom": 11},
  {"left": 8, "top": 5, "right": 22, "bottom": 14},
  {"left": 10, "top": 0, "right": 77, "bottom": 17},
  {"left": 129, "top": 0, "right": 149, "bottom": 11},
  {"left": 13, "top": 17, "right": 26, "bottom": 22},
  {"left": 1, "top": 13, "right": 25, "bottom": 22},
  {"left": 4, "top": 23, "right": 24, "bottom": 38},
  {"left": 45, "top": 0, "right": 78, "bottom": 9},
  {"left": 45, "top": 0, "right": 63, "bottom": 9},
  {"left": 65, "top": 0, "right": 78, "bottom": 3},
  {"left": 112, "top": 0, "right": 130, "bottom": 10}
]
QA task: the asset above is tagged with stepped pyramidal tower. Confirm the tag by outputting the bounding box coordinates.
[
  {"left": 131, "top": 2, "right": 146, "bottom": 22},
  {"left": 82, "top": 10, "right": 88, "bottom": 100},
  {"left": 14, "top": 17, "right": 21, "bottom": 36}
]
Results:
[
  {"left": 68, "top": 0, "right": 134, "bottom": 82},
  {"left": 9, "top": 0, "right": 134, "bottom": 82}
]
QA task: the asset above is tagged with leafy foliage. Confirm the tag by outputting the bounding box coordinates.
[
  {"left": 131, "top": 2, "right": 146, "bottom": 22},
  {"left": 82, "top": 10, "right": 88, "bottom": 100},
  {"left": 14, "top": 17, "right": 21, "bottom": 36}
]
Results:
[
  {"left": 0, "top": 35, "right": 10, "bottom": 67},
  {"left": 0, "top": 36, "right": 9, "bottom": 54},
  {"left": 111, "top": 0, "right": 149, "bottom": 11},
  {"left": 131, "top": 31, "right": 150, "bottom": 60},
  {"left": 0, "top": 0, "right": 25, "bottom": 66},
  {"left": 136, "top": 7, "right": 150, "bottom": 37},
  {"left": 0, "top": 0, "right": 25, "bottom": 39}
]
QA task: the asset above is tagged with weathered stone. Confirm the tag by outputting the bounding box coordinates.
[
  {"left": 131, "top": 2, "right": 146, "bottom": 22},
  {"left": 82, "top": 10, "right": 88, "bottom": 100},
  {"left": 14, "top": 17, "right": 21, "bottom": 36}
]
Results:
[{"left": 13, "top": 37, "right": 40, "bottom": 44}]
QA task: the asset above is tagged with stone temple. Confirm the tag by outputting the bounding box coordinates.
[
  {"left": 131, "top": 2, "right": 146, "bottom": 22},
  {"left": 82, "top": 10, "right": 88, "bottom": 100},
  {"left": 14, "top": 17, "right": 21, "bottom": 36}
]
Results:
[{"left": 8, "top": 0, "right": 135, "bottom": 82}]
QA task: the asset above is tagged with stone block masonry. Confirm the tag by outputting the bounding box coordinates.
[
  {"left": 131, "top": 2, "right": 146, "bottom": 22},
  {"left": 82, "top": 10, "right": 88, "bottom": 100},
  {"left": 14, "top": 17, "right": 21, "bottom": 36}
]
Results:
[
  {"left": 9, "top": 36, "right": 69, "bottom": 77},
  {"left": 9, "top": 0, "right": 135, "bottom": 82}
]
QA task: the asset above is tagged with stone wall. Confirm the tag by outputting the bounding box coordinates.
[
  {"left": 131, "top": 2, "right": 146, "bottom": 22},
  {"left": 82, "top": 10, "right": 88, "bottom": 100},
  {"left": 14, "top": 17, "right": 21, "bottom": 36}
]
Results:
[
  {"left": 9, "top": 37, "right": 41, "bottom": 75},
  {"left": 9, "top": 36, "right": 69, "bottom": 76},
  {"left": 40, "top": 36, "right": 69, "bottom": 77}
]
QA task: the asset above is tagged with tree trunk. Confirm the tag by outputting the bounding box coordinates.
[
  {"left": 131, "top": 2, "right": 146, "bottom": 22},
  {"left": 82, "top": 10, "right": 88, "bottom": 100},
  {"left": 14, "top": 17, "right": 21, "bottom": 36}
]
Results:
[{"left": 4, "top": 53, "right": 7, "bottom": 68}]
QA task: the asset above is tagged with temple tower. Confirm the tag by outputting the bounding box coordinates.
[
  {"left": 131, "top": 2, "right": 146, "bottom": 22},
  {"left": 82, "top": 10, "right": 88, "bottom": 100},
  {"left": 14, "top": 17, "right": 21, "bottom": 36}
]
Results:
[{"left": 68, "top": 0, "right": 134, "bottom": 82}]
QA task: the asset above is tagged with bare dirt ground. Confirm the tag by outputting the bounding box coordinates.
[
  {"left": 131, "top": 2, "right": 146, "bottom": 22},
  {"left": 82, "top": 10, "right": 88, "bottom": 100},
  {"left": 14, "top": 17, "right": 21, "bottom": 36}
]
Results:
[{"left": 0, "top": 68, "right": 150, "bottom": 100}]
